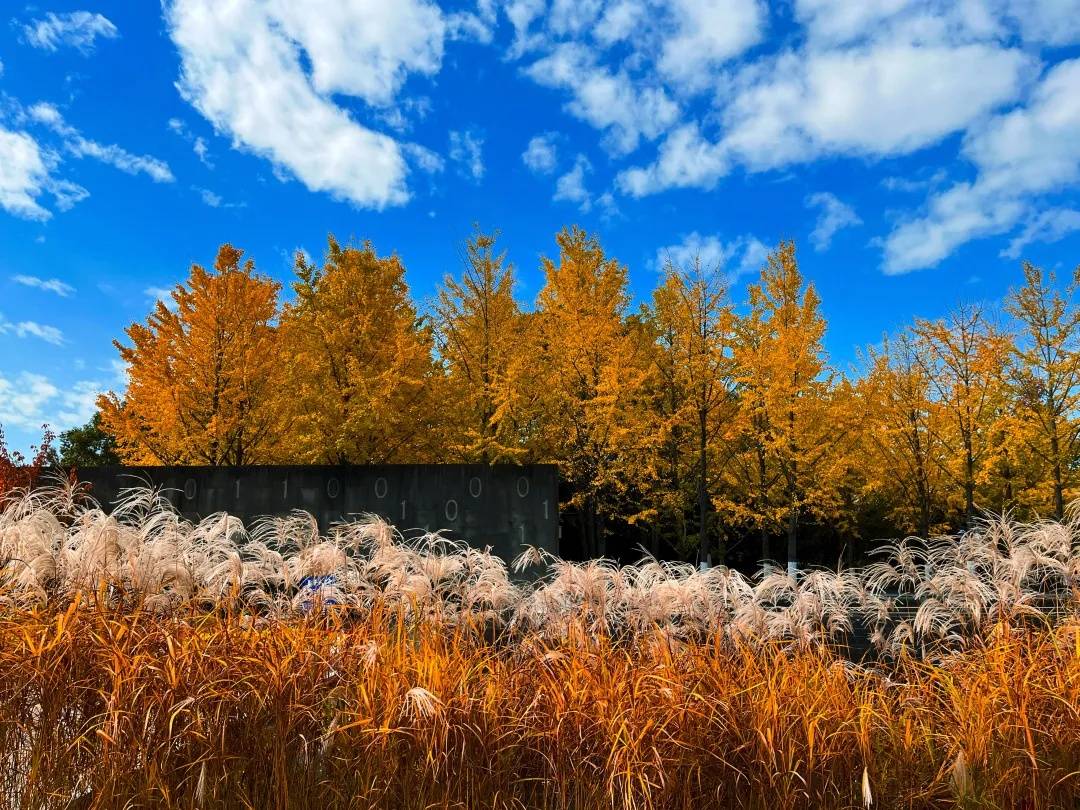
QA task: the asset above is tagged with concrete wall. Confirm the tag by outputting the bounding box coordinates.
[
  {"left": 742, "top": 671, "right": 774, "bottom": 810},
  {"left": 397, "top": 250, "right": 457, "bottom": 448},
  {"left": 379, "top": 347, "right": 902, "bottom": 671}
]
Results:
[{"left": 77, "top": 465, "right": 560, "bottom": 561}]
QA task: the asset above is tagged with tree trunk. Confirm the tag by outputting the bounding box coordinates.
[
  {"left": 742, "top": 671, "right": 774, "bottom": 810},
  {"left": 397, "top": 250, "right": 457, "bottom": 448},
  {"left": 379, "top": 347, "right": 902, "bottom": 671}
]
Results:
[
  {"left": 964, "top": 440, "right": 976, "bottom": 527},
  {"left": 697, "top": 409, "right": 708, "bottom": 568},
  {"left": 757, "top": 446, "right": 770, "bottom": 564},
  {"left": 1051, "top": 430, "right": 1065, "bottom": 520},
  {"left": 786, "top": 498, "right": 798, "bottom": 576},
  {"left": 1001, "top": 443, "right": 1014, "bottom": 510}
]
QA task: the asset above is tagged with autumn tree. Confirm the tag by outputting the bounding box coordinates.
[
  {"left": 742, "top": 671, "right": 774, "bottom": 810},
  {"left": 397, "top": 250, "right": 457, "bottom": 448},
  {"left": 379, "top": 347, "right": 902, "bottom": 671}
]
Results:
[
  {"left": 728, "top": 241, "right": 854, "bottom": 571},
  {"left": 1005, "top": 262, "right": 1080, "bottom": 518},
  {"left": 912, "top": 304, "right": 1008, "bottom": 527},
  {"left": 533, "top": 226, "right": 651, "bottom": 558},
  {"left": 434, "top": 228, "right": 534, "bottom": 463},
  {"left": 277, "top": 236, "right": 442, "bottom": 464},
  {"left": 99, "top": 245, "right": 284, "bottom": 465},
  {"left": 649, "top": 257, "right": 737, "bottom": 565},
  {"left": 859, "top": 332, "right": 948, "bottom": 539}
]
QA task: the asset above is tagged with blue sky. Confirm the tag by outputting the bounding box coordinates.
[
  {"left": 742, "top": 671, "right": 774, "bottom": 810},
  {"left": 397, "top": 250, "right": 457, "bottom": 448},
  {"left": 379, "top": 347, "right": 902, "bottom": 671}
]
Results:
[{"left": 1, "top": 1, "right": 1080, "bottom": 453}]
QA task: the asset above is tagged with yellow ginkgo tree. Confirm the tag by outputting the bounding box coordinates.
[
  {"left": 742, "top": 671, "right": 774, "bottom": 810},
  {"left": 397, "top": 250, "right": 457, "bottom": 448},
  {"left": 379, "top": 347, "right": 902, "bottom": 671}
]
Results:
[{"left": 99, "top": 244, "right": 285, "bottom": 465}]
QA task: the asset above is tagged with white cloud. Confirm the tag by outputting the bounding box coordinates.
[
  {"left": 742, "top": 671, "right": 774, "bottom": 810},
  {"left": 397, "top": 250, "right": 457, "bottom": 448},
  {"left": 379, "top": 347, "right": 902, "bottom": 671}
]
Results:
[
  {"left": 553, "top": 154, "right": 593, "bottom": 210},
  {"left": 620, "top": 41, "right": 1030, "bottom": 196},
  {"left": 49, "top": 180, "right": 90, "bottom": 211},
  {"left": 505, "top": 0, "right": 547, "bottom": 56},
  {"left": 449, "top": 130, "right": 485, "bottom": 181},
  {"left": 1001, "top": 208, "right": 1080, "bottom": 259},
  {"left": 0, "top": 371, "right": 104, "bottom": 433},
  {"left": 792, "top": 0, "right": 1005, "bottom": 47},
  {"left": 524, "top": 42, "right": 679, "bottom": 155},
  {"left": 198, "top": 188, "right": 222, "bottom": 207},
  {"left": 999, "top": 0, "right": 1080, "bottom": 47},
  {"left": 618, "top": 122, "right": 728, "bottom": 195},
  {"left": 656, "top": 232, "right": 770, "bottom": 279},
  {"left": 593, "top": 0, "right": 646, "bottom": 45},
  {"left": 548, "top": 0, "right": 604, "bottom": 36},
  {"left": 193, "top": 187, "right": 244, "bottom": 208},
  {"left": 805, "top": 192, "right": 862, "bottom": 251},
  {"left": 726, "top": 43, "right": 1030, "bottom": 168},
  {"left": 22, "top": 11, "right": 118, "bottom": 55},
  {"left": 0, "top": 128, "right": 53, "bottom": 220},
  {"left": 144, "top": 287, "right": 179, "bottom": 311},
  {"left": 0, "top": 372, "right": 59, "bottom": 430},
  {"left": 56, "top": 380, "right": 105, "bottom": 426},
  {"left": 517, "top": 0, "right": 763, "bottom": 95},
  {"left": 12, "top": 275, "right": 75, "bottom": 297},
  {"left": 165, "top": 0, "right": 453, "bottom": 209},
  {"left": 609, "top": 1, "right": 1033, "bottom": 198},
  {"left": 0, "top": 314, "right": 64, "bottom": 346},
  {"left": 884, "top": 58, "right": 1080, "bottom": 273},
  {"left": 168, "top": 118, "right": 214, "bottom": 167},
  {"left": 522, "top": 132, "right": 559, "bottom": 174},
  {"left": 655, "top": 0, "right": 766, "bottom": 90},
  {"left": 29, "top": 103, "right": 174, "bottom": 183},
  {"left": 883, "top": 182, "right": 1025, "bottom": 274},
  {"left": 881, "top": 169, "right": 947, "bottom": 193}
]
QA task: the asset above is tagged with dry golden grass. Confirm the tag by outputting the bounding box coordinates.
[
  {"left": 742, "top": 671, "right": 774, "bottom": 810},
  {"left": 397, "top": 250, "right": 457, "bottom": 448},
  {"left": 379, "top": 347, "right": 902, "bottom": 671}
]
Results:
[
  {"left": 0, "top": 481, "right": 1079, "bottom": 808},
  {"left": 0, "top": 604, "right": 1077, "bottom": 809}
]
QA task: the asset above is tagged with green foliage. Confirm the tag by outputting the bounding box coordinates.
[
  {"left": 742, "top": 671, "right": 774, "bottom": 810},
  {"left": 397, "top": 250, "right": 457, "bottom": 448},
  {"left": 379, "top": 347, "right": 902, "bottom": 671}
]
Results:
[{"left": 59, "top": 412, "right": 119, "bottom": 468}]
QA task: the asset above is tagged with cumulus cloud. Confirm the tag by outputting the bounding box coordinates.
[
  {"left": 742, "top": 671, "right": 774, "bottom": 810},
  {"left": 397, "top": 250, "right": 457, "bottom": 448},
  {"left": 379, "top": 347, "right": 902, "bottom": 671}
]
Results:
[
  {"left": 553, "top": 154, "right": 593, "bottom": 210},
  {"left": 524, "top": 42, "right": 679, "bottom": 155},
  {"left": 620, "top": 42, "right": 1031, "bottom": 196},
  {"left": 656, "top": 232, "right": 770, "bottom": 280},
  {"left": 805, "top": 192, "right": 862, "bottom": 251},
  {"left": 618, "top": 123, "right": 728, "bottom": 195},
  {"left": 12, "top": 275, "right": 75, "bottom": 297},
  {"left": 655, "top": 0, "right": 766, "bottom": 90},
  {"left": 449, "top": 130, "right": 485, "bottom": 181},
  {"left": 522, "top": 132, "right": 559, "bottom": 174},
  {"left": 29, "top": 103, "right": 174, "bottom": 183},
  {"left": 165, "top": 0, "right": 456, "bottom": 209},
  {"left": 727, "top": 45, "right": 1030, "bottom": 168},
  {"left": 884, "top": 58, "right": 1080, "bottom": 273},
  {"left": 21, "top": 11, "right": 118, "bottom": 55}
]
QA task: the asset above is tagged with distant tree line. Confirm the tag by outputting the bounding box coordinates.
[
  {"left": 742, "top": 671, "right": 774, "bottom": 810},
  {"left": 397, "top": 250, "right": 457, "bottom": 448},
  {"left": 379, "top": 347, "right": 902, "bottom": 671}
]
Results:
[{"left": 11, "top": 227, "right": 1078, "bottom": 568}]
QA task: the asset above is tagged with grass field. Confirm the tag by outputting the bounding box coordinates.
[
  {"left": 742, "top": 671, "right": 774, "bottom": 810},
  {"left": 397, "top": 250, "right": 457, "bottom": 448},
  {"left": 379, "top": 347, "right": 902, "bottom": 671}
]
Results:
[{"left": 1, "top": 482, "right": 1078, "bottom": 809}]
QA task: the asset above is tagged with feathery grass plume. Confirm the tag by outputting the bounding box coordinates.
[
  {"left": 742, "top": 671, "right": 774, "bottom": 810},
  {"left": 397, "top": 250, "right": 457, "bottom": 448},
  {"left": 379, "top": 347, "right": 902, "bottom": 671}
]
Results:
[
  {"left": 0, "top": 483, "right": 1079, "bottom": 807},
  {"left": 2, "top": 482, "right": 1080, "bottom": 650}
]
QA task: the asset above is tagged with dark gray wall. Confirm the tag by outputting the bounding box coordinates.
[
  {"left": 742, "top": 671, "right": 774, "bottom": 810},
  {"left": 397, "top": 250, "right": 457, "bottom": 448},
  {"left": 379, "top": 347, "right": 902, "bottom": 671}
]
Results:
[{"left": 77, "top": 465, "right": 560, "bottom": 560}]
